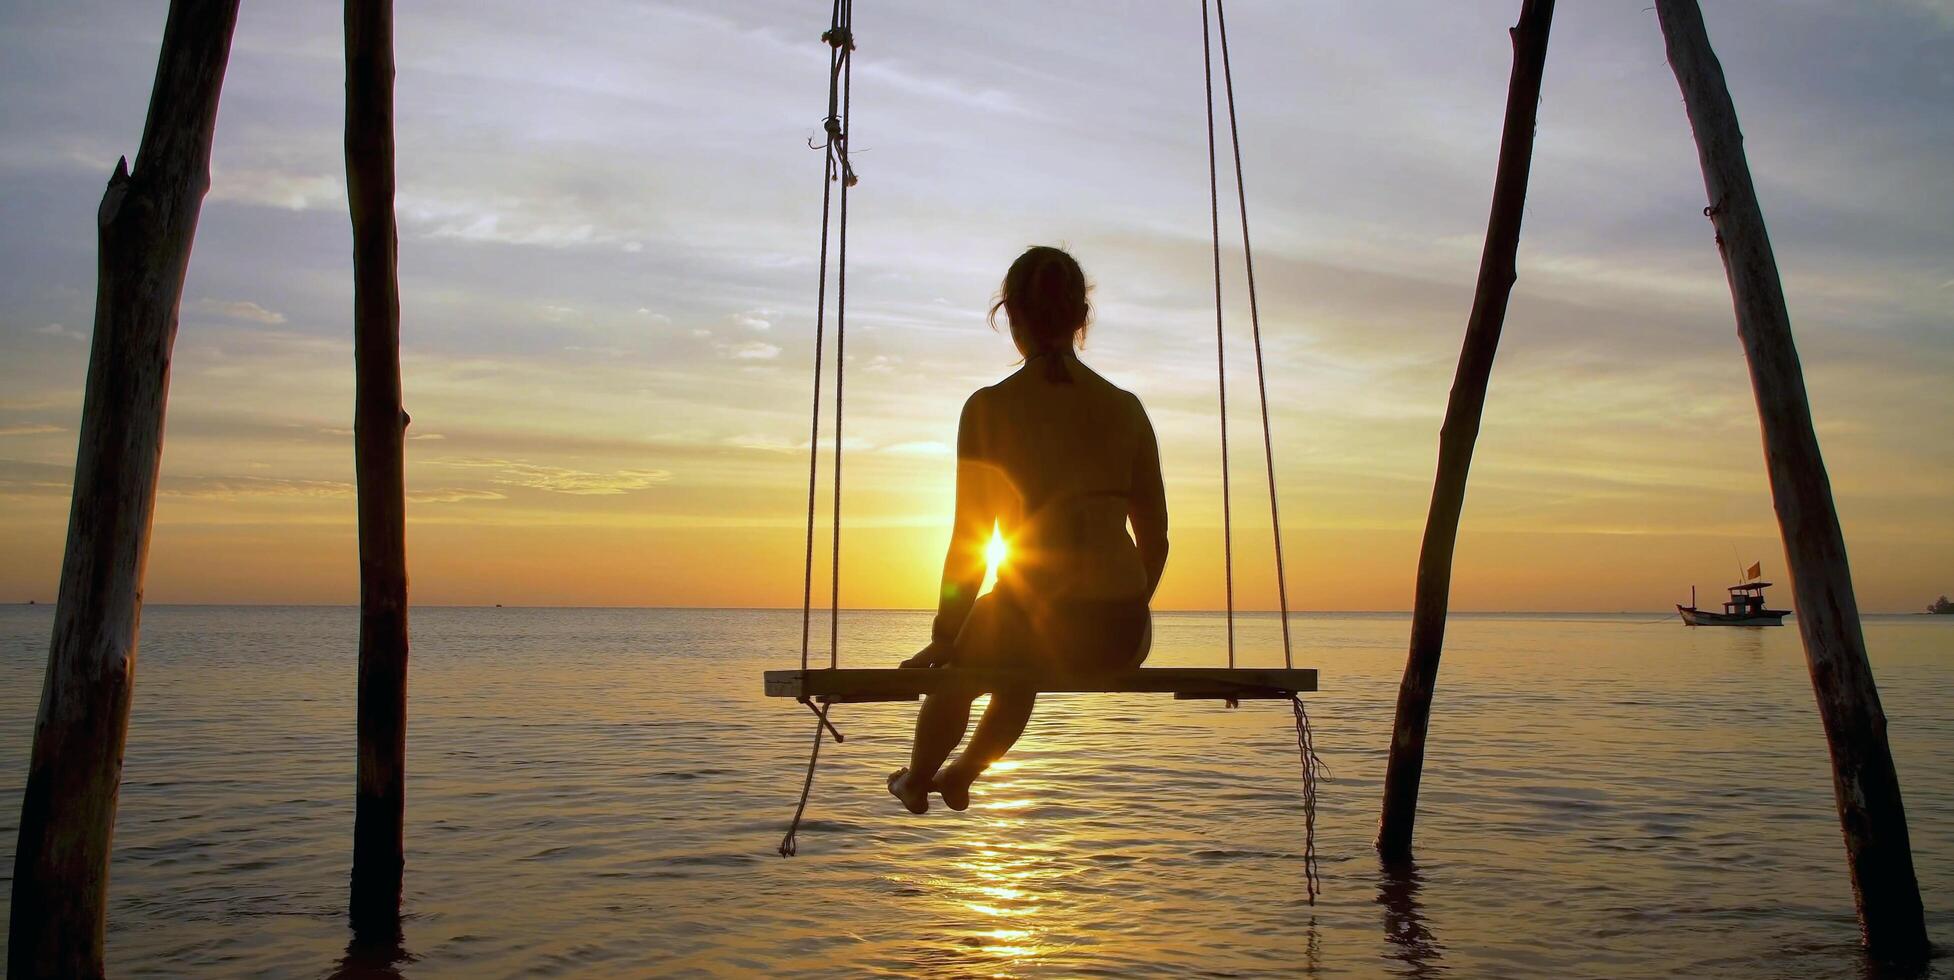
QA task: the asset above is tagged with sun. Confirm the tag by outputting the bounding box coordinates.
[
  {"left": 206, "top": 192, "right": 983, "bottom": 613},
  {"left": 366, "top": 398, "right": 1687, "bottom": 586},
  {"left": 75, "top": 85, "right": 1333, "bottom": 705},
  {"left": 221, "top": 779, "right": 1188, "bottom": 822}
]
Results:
[
  {"left": 976, "top": 524, "right": 1011, "bottom": 596},
  {"left": 984, "top": 525, "right": 1010, "bottom": 577}
]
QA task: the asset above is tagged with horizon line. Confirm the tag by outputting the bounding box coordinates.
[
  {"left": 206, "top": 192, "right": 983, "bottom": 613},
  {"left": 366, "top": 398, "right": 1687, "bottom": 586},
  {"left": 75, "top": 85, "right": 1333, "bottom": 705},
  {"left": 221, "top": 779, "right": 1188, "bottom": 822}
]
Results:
[
  {"left": 6, "top": 600, "right": 1943, "bottom": 615},
  {"left": 0, "top": 601, "right": 1818, "bottom": 616}
]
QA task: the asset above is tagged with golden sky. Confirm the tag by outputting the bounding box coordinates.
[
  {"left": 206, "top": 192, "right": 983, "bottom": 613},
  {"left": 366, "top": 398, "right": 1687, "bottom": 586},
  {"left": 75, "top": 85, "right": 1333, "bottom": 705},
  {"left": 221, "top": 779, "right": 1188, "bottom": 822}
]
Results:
[{"left": 1, "top": 1, "right": 1949, "bottom": 611}]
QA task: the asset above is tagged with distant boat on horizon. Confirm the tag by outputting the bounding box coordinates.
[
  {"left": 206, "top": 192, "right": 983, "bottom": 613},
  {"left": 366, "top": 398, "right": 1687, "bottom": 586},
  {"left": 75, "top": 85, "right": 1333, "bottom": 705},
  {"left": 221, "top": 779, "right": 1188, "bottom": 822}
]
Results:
[{"left": 1679, "top": 562, "right": 1789, "bottom": 627}]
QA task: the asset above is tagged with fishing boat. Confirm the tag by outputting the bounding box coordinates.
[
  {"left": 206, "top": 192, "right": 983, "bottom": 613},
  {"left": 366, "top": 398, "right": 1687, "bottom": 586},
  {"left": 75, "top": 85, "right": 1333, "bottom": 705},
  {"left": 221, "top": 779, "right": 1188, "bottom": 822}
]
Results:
[{"left": 1678, "top": 567, "right": 1789, "bottom": 627}]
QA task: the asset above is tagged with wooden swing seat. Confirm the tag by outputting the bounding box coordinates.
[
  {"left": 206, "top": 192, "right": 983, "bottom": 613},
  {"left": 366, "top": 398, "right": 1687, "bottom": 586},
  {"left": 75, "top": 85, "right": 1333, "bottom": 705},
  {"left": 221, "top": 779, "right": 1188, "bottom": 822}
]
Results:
[{"left": 764, "top": 666, "right": 1318, "bottom": 703}]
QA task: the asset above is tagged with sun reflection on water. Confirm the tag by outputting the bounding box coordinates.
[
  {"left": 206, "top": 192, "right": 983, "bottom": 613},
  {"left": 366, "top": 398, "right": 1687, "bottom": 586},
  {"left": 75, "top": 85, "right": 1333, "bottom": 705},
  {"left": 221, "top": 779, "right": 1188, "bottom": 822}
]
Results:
[
  {"left": 905, "top": 756, "right": 1073, "bottom": 973},
  {"left": 978, "top": 798, "right": 1035, "bottom": 811}
]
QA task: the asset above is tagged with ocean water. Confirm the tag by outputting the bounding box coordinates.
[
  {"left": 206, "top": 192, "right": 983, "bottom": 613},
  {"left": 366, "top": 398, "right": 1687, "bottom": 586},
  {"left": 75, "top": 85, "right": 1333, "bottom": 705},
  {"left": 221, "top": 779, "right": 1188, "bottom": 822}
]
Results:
[{"left": 0, "top": 605, "right": 1949, "bottom": 977}]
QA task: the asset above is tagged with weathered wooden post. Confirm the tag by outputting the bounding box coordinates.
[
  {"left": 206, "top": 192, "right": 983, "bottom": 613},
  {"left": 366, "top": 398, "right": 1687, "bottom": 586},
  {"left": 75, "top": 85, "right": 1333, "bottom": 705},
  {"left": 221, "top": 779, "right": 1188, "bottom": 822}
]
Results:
[
  {"left": 345, "top": 0, "right": 411, "bottom": 937},
  {"left": 1377, "top": 0, "right": 1555, "bottom": 862},
  {"left": 6, "top": 1, "right": 242, "bottom": 975},
  {"left": 1653, "top": 0, "right": 1929, "bottom": 959}
]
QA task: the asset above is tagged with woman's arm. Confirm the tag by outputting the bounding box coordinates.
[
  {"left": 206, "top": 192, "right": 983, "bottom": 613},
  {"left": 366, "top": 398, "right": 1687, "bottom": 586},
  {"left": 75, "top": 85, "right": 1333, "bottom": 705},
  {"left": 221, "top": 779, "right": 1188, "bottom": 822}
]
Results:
[
  {"left": 1129, "top": 399, "right": 1169, "bottom": 601},
  {"left": 928, "top": 394, "right": 993, "bottom": 647}
]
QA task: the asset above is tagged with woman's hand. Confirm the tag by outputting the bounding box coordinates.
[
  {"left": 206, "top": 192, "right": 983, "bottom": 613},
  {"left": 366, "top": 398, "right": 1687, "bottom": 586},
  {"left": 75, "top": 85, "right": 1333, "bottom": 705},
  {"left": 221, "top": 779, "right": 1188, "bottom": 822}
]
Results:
[{"left": 900, "top": 640, "right": 955, "bottom": 669}]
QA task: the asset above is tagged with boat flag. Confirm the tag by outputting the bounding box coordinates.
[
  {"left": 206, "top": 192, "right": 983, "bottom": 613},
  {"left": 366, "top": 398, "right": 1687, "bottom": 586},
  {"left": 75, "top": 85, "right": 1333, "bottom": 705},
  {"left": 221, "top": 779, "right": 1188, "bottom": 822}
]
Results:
[{"left": 1745, "top": 561, "right": 1762, "bottom": 581}]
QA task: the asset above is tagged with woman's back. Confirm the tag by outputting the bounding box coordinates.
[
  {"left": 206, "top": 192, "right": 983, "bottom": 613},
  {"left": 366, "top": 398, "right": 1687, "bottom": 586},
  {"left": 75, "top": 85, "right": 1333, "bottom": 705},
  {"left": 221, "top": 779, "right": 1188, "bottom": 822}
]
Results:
[{"left": 963, "top": 353, "right": 1165, "bottom": 606}]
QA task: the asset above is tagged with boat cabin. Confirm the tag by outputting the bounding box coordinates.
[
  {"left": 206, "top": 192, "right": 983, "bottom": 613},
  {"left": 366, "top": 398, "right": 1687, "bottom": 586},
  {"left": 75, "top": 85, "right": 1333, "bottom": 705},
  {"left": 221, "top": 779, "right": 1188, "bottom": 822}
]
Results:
[{"left": 1723, "top": 581, "right": 1773, "bottom": 616}]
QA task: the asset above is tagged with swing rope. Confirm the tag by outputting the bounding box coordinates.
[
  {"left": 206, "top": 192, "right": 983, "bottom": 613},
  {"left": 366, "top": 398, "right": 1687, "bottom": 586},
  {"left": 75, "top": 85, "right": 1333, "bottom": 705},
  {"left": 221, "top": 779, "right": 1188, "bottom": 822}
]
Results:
[
  {"left": 799, "top": 1, "right": 839, "bottom": 674},
  {"left": 1206, "top": 0, "right": 1294, "bottom": 670},
  {"left": 1203, "top": 0, "right": 1322, "bottom": 901},
  {"left": 828, "top": 0, "right": 853, "bottom": 675},
  {"left": 1200, "top": 0, "right": 1238, "bottom": 672},
  {"left": 782, "top": 0, "right": 855, "bottom": 858}
]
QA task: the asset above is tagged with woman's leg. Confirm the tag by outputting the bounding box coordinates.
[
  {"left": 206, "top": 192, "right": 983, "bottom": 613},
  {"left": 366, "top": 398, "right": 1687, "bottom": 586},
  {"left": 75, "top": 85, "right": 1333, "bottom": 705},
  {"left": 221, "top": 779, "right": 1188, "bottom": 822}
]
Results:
[
  {"left": 891, "top": 690, "right": 974, "bottom": 813},
  {"left": 931, "top": 602, "right": 1148, "bottom": 809},
  {"left": 908, "top": 691, "right": 974, "bottom": 778},
  {"left": 902, "top": 591, "right": 1042, "bottom": 811},
  {"left": 893, "top": 594, "right": 1007, "bottom": 813},
  {"left": 935, "top": 688, "right": 1035, "bottom": 810}
]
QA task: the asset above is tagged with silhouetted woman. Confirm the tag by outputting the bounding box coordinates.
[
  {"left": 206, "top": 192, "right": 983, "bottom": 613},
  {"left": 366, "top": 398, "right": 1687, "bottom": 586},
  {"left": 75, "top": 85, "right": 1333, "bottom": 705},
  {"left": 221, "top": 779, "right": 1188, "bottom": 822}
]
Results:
[{"left": 889, "top": 246, "right": 1169, "bottom": 813}]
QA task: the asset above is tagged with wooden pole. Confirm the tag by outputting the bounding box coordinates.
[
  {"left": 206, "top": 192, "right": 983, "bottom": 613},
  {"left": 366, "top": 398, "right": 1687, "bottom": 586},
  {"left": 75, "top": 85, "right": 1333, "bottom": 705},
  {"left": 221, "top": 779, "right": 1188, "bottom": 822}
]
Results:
[
  {"left": 1654, "top": 0, "right": 1929, "bottom": 959},
  {"left": 1377, "top": 0, "right": 1555, "bottom": 862},
  {"left": 6, "top": 1, "right": 241, "bottom": 975},
  {"left": 345, "top": 0, "right": 410, "bottom": 937}
]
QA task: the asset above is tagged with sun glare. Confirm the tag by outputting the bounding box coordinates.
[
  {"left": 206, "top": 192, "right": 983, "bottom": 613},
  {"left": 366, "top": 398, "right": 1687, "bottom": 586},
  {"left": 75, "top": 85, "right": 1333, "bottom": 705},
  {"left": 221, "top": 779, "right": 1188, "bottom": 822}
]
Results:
[
  {"left": 985, "top": 526, "right": 1009, "bottom": 574},
  {"left": 978, "top": 524, "right": 1010, "bottom": 596}
]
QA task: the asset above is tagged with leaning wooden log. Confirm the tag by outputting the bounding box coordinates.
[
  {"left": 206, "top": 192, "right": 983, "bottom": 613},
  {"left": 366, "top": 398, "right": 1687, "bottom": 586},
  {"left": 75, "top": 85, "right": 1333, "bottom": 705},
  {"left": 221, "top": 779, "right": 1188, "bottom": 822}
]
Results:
[
  {"left": 1376, "top": 0, "right": 1555, "bottom": 862},
  {"left": 345, "top": 0, "right": 411, "bottom": 938},
  {"left": 6, "top": 1, "right": 242, "bottom": 976},
  {"left": 1653, "top": 0, "right": 1929, "bottom": 960}
]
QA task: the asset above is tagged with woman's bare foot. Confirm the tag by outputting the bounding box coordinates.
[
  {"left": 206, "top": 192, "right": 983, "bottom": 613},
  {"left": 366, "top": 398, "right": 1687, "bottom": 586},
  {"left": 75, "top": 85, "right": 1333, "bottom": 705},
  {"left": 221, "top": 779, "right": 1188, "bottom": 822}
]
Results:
[
  {"left": 888, "top": 767, "right": 929, "bottom": 814},
  {"left": 933, "top": 764, "right": 977, "bottom": 812}
]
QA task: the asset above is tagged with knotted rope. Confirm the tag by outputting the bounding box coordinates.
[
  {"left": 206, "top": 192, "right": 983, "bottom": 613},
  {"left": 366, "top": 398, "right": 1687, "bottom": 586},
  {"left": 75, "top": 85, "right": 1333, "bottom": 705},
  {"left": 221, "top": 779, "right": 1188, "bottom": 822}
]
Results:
[
  {"left": 1291, "top": 695, "right": 1328, "bottom": 901},
  {"left": 779, "top": 699, "right": 843, "bottom": 857}
]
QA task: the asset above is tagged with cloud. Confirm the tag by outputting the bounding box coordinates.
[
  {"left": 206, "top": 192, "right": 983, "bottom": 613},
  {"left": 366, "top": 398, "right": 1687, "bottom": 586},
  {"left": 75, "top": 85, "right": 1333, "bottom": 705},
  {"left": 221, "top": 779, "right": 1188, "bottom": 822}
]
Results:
[
  {"left": 157, "top": 474, "right": 508, "bottom": 505},
  {"left": 407, "top": 487, "right": 506, "bottom": 503},
  {"left": 723, "top": 433, "right": 795, "bottom": 452},
  {"left": 33, "top": 323, "right": 84, "bottom": 341},
  {"left": 402, "top": 194, "right": 602, "bottom": 249},
  {"left": 731, "top": 310, "right": 773, "bottom": 332},
  {"left": 433, "top": 457, "right": 673, "bottom": 495},
  {"left": 0, "top": 477, "right": 70, "bottom": 496},
  {"left": 722, "top": 341, "right": 781, "bottom": 361},
  {"left": 198, "top": 299, "right": 288, "bottom": 325},
  {"left": 161, "top": 475, "right": 352, "bottom": 500},
  {"left": 1900, "top": 0, "right": 1954, "bottom": 27},
  {"left": 0, "top": 424, "right": 63, "bottom": 437},
  {"left": 207, "top": 169, "right": 346, "bottom": 211}
]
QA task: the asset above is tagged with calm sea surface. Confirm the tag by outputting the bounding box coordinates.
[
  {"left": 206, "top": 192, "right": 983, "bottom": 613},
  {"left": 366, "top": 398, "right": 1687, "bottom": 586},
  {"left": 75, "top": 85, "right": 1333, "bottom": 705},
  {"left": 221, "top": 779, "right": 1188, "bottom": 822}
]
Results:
[{"left": 0, "top": 605, "right": 1949, "bottom": 977}]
